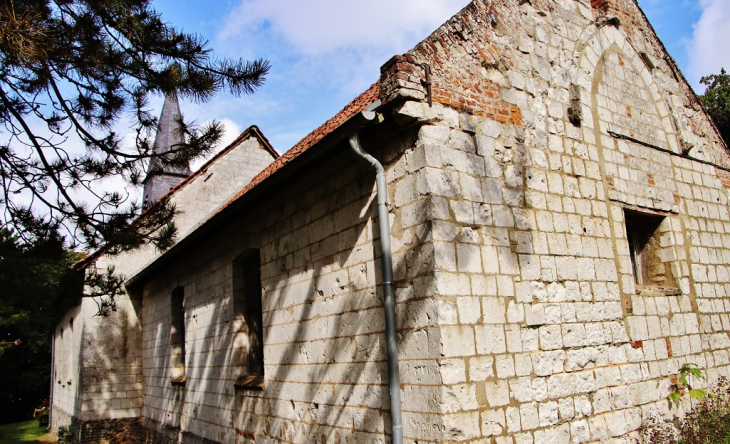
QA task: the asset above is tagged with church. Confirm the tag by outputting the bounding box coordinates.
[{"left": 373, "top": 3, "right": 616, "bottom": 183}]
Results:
[{"left": 51, "top": 0, "right": 730, "bottom": 442}]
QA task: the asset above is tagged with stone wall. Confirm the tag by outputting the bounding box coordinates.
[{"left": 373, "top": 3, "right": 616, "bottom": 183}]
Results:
[
  {"left": 55, "top": 0, "right": 730, "bottom": 442},
  {"left": 51, "top": 131, "right": 277, "bottom": 435},
  {"left": 51, "top": 295, "right": 144, "bottom": 430},
  {"left": 380, "top": 0, "right": 730, "bottom": 442},
  {"left": 137, "top": 122, "right": 464, "bottom": 442},
  {"left": 52, "top": 304, "right": 84, "bottom": 427},
  {"left": 78, "top": 296, "right": 144, "bottom": 422}
]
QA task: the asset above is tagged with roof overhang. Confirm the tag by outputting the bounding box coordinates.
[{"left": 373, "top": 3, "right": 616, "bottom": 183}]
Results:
[{"left": 125, "top": 100, "right": 382, "bottom": 288}]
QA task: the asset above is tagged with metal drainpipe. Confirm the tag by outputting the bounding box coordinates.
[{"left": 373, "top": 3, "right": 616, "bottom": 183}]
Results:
[{"left": 349, "top": 132, "right": 403, "bottom": 444}]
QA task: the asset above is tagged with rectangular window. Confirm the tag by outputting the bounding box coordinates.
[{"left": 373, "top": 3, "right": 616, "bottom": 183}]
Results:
[
  {"left": 170, "top": 286, "right": 186, "bottom": 385},
  {"left": 624, "top": 210, "right": 675, "bottom": 287},
  {"left": 232, "top": 250, "right": 264, "bottom": 390}
]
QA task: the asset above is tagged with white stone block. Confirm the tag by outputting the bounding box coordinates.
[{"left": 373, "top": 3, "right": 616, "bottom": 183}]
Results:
[
  {"left": 485, "top": 380, "right": 510, "bottom": 407},
  {"left": 482, "top": 298, "right": 506, "bottom": 324},
  {"left": 469, "top": 356, "right": 495, "bottom": 381},
  {"left": 439, "top": 359, "right": 466, "bottom": 384},
  {"left": 496, "top": 355, "right": 516, "bottom": 378},
  {"left": 476, "top": 325, "right": 507, "bottom": 354},
  {"left": 458, "top": 297, "right": 482, "bottom": 324},
  {"left": 507, "top": 301, "right": 525, "bottom": 323},
  {"left": 539, "top": 325, "right": 563, "bottom": 350},
  {"left": 481, "top": 408, "right": 506, "bottom": 437},
  {"left": 525, "top": 304, "right": 546, "bottom": 326},
  {"left": 520, "top": 402, "right": 540, "bottom": 430},
  {"left": 441, "top": 325, "right": 476, "bottom": 357},
  {"left": 538, "top": 401, "right": 559, "bottom": 427}
]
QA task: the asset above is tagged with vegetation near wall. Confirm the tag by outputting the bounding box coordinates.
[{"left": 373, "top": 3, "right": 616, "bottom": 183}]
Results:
[
  {"left": 700, "top": 68, "right": 730, "bottom": 148},
  {"left": 0, "top": 229, "right": 82, "bottom": 423}
]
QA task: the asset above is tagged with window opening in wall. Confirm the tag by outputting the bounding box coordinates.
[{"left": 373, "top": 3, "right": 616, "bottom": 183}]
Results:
[
  {"left": 170, "top": 286, "right": 186, "bottom": 385},
  {"left": 232, "top": 250, "right": 264, "bottom": 391},
  {"left": 624, "top": 210, "right": 675, "bottom": 288},
  {"left": 56, "top": 327, "right": 64, "bottom": 385}
]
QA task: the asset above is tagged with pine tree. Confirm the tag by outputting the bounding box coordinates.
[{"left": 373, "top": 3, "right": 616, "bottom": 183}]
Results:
[{"left": 0, "top": 0, "right": 269, "bottom": 251}]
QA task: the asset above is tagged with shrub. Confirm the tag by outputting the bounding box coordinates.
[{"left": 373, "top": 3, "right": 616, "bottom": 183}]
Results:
[
  {"left": 33, "top": 400, "right": 49, "bottom": 428},
  {"left": 645, "top": 378, "right": 730, "bottom": 444},
  {"left": 57, "top": 425, "right": 75, "bottom": 444}
]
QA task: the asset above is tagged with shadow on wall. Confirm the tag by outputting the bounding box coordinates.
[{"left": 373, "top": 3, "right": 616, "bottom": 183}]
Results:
[
  {"left": 224, "top": 125, "right": 431, "bottom": 441},
  {"left": 77, "top": 295, "right": 143, "bottom": 421},
  {"left": 85, "top": 122, "right": 441, "bottom": 442},
  {"left": 240, "top": 126, "right": 433, "bottom": 442}
]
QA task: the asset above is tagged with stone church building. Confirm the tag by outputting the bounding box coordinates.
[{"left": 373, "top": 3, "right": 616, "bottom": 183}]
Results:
[{"left": 51, "top": 0, "right": 730, "bottom": 442}]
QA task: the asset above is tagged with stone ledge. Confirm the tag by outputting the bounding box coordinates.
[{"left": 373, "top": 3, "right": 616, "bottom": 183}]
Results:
[{"left": 635, "top": 286, "right": 682, "bottom": 297}]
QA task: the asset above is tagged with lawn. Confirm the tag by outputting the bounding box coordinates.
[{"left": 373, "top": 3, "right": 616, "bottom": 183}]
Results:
[{"left": 0, "top": 421, "right": 55, "bottom": 444}]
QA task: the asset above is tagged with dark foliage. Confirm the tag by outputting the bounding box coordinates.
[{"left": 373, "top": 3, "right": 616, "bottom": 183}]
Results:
[
  {"left": 0, "top": 0, "right": 269, "bottom": 252},
  {"left": 0, "top": 228, "right": 83, "bottom": 423},
  {"left": 700, "top": 68, "right": 730, "bottom": 148}
]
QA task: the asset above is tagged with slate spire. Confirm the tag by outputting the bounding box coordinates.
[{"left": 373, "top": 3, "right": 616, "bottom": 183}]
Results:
[{"left": 142, "top": 92, "right": 193, "bottom": 208}]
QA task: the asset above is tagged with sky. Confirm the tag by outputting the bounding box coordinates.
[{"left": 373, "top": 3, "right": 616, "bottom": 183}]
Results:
[
  {"left": 146, "top": 0, "right": 730, "bottom": 162},
  {"left": 8, "top": 0, "right": 730, "bottom": 238}
]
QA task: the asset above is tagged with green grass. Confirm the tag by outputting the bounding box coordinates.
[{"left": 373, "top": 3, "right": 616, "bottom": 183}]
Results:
[{"left": 0, "top": 420, "right": 55, "bottom": 444}]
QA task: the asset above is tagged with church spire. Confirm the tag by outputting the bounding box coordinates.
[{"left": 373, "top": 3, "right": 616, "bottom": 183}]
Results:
[{"left": 142, "top": 92, "right": 192, "bottom": 208}]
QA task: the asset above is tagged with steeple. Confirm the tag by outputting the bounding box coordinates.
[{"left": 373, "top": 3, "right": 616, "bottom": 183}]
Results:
[{"left": 142, "top": 92, "right": 192, "bottom": 208}]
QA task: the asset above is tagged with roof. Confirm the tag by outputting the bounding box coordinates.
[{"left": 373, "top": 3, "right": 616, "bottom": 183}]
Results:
[
  {"left": 75, "top": 125, "right": 279, "bottom": 269},
  {"left": 220, "top": 82, "right": 381, "bottom": 213},
  {"left": 78, "top": 83, "right": 380, "bottom": 271},
  {"left": 123, "top": 82, "right": 382, "bottom": 285}
]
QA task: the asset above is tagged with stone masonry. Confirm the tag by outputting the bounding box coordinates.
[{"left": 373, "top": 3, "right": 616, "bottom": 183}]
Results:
[
  {"left": 51, "top": 128, "right": 277, "bottom": 439},
  {"left": 52, "top": 0, "right": 730, "bottom": 443}
]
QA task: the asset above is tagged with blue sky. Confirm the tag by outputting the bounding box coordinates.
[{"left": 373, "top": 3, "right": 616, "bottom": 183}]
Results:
[
  {"left": 149, "top": 0, "right": 729, "bottom": 159},
  {"left": 13, "top": 0, "right": 727, "bottom": 240}
]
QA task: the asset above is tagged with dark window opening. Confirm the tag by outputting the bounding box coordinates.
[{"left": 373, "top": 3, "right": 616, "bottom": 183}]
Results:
[
  {"left": 232, "top": 250, "right": 264, "bottom": 390},
  {"left": 170, "top": 286, "right": 186, "bottom": 385},
  {"left": 624, "top": 211, "right": 675, "bottom": 287}
]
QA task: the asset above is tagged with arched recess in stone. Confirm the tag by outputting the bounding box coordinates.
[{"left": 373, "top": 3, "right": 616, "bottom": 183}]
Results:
[
  {"left": 569, "top": 26, "right": 682, "bottom": 156},
  {"left": 591, "top": 44, "right": 672, "bottom": 153},
  {"left": 574, "top": 26, "right": 688, "bottom": 306}
]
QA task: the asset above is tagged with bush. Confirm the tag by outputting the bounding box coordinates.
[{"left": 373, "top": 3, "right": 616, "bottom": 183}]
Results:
[
  {"left": 644, "top": 378, "right": 730, "bottom": 444},
  {"left": 33, "top": 400, "right": 48, "bottom": 428},
  {"left": 57, "top": 425, "right": 75, "bottom": 444}
]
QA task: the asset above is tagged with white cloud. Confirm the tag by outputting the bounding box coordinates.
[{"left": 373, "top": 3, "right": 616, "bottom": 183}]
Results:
[
  {"left": 212, "top": 0, "right": 471, "bottom": 150},
  {"left": 218, "top": 118, "right": 244, "bottom": 149},
  {"left": 221, "top": 0, "right": 471, "bottom": 56},
  {"left": 190, "top": 118, "right": 243, "bottom": 171},
  {"left": 687, "top": 0, "right": 730, "bottom": 90}
]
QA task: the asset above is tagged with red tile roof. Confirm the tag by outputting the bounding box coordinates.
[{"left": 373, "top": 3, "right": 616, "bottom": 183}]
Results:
[
  {"left": 218, "top": 81, "right": 381, "bottom": 212},
  {"left": 77, "top": 82, "right": 380, "bottom": 269}
]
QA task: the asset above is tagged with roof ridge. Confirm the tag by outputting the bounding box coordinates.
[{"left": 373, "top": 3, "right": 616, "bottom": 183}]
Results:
[{"left": 74, "top": 125, "right": 278, "bottom": 269}]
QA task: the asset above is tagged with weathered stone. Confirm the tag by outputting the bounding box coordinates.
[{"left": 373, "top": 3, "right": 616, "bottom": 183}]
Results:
[{"left": 56, "top": 1, "right": 730, "bottom": 443}]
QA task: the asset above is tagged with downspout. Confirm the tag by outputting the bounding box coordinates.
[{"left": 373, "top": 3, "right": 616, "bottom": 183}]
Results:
[{"left": 349, "top": 130, "right": 403, "bottom": 444}]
